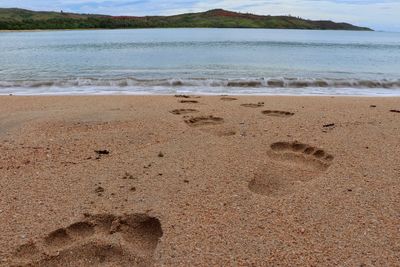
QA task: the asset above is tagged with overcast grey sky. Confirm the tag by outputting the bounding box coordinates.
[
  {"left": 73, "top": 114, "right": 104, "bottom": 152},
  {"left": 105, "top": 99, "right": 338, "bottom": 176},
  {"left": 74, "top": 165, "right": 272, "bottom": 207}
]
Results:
[{"left": 1, "top": 0, "right": 399, "bottom": 31}]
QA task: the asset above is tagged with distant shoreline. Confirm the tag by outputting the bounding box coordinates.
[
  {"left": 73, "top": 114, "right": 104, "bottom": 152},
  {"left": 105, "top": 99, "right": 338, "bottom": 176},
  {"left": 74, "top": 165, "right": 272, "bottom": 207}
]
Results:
[
  {"left": 0, "top": 8, "right": 373, "bottom": 31},
  {"left": 0, "top": 27, "right": 374, "bottom": 33}
]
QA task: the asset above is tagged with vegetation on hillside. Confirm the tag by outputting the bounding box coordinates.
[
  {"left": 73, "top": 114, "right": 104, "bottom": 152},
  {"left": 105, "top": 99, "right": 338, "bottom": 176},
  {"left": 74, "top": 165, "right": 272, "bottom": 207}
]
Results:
[{"left": 0, "top": 8, "right": 372, "bottom": 31}]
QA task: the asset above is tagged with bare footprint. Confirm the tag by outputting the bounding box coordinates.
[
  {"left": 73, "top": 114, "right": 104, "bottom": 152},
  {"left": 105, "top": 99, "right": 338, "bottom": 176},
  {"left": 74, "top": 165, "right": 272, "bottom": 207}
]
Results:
[
  {"left": 220, "top": 97, "right": 238, "bottom": 101},
  {"left": 200, "top": 128, "right": 237, "bottom": 137},
  {"left": 183, "top": 116, "right": 235, "bottom": 136},
  {"left": 241, "top": 102, "right": 264, "bottom": 108},
  {"left": 12, "top": 213, "right": 163, "bottom": 267},
  {"left": 170, "top": 109, "right": 199, "bottom": 115},
  {"left": 184, "top": 116, "right": 224, "bottom": 127},
  {"left": 179, "top": 100, "right": 199, "bottom": 104},
  {"left": 248, "top": 141, "right": 334, "bottom": 197},
  {"left": 44, "top": 221, "right": 95, "bottom": 247},
  {"left": 262, "top": 110, "right": 294, "bottom": 117}
]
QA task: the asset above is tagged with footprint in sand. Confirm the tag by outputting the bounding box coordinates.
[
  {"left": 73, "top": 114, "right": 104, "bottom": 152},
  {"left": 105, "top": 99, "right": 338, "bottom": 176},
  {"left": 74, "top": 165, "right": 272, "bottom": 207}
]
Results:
[
  {"left": 241, "top": 102, "right": 264, "bottom": 108},
  {"left": 220, "top": 97, "right": 238, "bottom": 101},
  {"left": 12, "top": 213, "right": 163, "bottom": 267},
  {"left": 179, "top": 100, "right": 199, "bottom": 104},
  {"left": 184, "top": 116, "right": 236, "bottom": 137},
  {"left": 170, "top": 109, "right": 199, "bottom": 115},
  {"left": 184, "top": 115, "right": 224, "bottom": 127},
  {"left": 248, "top": 141, "right": 334, "bottom": 197},
  {"left": 262, "top": 110, "right": 294, "bottom": 117}
]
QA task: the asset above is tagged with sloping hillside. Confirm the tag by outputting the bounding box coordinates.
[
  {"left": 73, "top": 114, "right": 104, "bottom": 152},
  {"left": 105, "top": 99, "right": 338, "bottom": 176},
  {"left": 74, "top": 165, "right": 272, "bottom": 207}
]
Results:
[{"left": 0, "top": 8, "right": 372, "bottom": 31}]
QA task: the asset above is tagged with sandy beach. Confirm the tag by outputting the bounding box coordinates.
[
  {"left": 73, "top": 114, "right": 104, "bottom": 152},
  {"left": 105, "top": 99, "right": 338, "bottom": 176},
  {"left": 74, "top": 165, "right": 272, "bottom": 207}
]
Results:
[{"left": 0, "top": 95, "right": 399, "bottom": 266}]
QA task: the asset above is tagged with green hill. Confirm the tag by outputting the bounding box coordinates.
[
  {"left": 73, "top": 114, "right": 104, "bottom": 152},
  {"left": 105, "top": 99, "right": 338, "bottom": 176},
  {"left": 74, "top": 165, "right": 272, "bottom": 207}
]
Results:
[{"left": 0, "top": 8, "right": 373, "bottom": 31}]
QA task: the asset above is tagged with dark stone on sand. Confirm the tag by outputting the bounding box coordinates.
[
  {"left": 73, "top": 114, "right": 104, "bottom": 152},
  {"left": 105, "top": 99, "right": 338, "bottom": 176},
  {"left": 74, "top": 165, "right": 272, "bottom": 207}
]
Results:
[{"left": 95, "top": 186, "right": 105, "bottom": 194}]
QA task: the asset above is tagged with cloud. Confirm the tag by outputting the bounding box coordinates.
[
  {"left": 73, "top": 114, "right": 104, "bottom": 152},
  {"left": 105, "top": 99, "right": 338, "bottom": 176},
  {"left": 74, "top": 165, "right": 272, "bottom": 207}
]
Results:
[{"left": 1, "top": 0, "right": 399, "bottom": 31}]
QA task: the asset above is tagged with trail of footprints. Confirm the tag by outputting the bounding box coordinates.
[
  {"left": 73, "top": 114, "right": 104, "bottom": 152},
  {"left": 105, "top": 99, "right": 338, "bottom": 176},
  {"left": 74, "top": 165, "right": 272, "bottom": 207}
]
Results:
[
  {"left": 171, "top": 96, "right": 297, "bottom": 137},
  {"left": 12, "top": 213, "right": 163, "bottom": 267},
  {"left": 249, "top": 141, "right": 334, "bottom": 197},
  {"left": 170, "top": 96, "right": 237, "bottom": 136},
  {"left": 171, "top": 97, "right": 330, "bottom": 198},
  {"left": 9, "top": 97, "right": 338, "bottom": 266}
]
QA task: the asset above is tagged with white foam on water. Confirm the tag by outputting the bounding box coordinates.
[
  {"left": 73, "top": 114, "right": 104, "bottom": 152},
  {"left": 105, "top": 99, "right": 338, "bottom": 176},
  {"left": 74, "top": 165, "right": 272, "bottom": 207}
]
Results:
[{"left": 1, "top": 77, "right": 400, "bottom": 96}]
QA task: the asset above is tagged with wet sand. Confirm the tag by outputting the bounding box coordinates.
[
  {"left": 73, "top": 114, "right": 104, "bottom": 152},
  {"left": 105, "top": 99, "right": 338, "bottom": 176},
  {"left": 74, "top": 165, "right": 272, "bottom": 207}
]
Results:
[{"left": 0, "top": 95, "right": 399, "bottom": 266}]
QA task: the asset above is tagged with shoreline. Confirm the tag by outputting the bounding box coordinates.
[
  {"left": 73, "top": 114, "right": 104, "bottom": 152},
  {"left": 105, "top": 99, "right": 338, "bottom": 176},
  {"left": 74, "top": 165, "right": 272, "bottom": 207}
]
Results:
[
  {"left": 2, "top": 93, "right": 400, "bottom": 97},
  {"left": 0, "top": 27, "right": 377, "bottom": 33}
]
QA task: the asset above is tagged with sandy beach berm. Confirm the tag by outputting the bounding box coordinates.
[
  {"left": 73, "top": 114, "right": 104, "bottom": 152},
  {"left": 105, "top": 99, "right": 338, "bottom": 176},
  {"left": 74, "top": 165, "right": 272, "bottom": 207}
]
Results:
[{"left": 0, "top": 95, "right": 399, "bottom": 266}]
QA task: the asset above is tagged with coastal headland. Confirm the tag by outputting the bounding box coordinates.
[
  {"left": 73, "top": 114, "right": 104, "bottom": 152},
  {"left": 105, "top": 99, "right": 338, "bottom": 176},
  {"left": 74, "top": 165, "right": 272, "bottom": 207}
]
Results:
[{"left": 0, "top": 8, "right": 372, "bottom": 31}]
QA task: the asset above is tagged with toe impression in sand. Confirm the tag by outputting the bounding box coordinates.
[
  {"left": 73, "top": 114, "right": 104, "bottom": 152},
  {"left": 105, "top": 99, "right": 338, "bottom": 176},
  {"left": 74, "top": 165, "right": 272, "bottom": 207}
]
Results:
[
  {"left": 248, "top": 141, "right": 334, "bottom": 197},
  {"left": 12, "top": 213, "right": 163, "bottom": 266}
]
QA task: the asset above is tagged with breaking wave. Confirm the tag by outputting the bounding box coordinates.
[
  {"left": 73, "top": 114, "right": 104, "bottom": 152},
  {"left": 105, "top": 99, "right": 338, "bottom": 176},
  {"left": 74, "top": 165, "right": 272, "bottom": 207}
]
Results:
[{"left": 1, "top": 77, "right": 400, "bottom": 90}]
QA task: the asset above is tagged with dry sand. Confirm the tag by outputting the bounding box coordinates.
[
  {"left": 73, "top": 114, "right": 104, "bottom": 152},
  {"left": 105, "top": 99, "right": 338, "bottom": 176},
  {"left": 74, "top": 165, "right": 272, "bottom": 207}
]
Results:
[{"left": 0, "top": 95, "right": 399, "bottom": 266}]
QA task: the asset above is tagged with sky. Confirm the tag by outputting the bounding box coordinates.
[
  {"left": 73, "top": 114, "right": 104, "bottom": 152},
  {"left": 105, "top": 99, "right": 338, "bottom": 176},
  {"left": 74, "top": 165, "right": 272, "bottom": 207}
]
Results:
[{"left": 1, "top": 0, "right": 400, "bottom": 31}]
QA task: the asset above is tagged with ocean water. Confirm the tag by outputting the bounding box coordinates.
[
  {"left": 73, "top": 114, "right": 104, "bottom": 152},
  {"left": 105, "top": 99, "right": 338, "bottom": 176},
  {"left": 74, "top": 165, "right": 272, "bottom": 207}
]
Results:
[{"left": 1, "top": 28, "right": 400, "bottom": 96}]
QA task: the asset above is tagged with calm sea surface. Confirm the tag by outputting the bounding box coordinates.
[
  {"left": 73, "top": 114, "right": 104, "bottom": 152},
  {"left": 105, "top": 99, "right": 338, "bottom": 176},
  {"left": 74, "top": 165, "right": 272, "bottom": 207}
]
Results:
[{"left": 1, "top": 28, "right": 400, "bottom": 95}]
